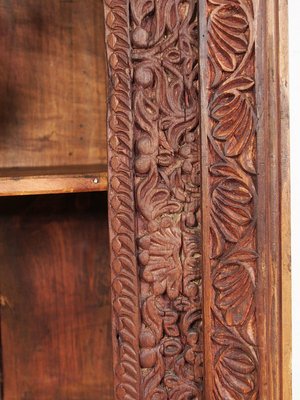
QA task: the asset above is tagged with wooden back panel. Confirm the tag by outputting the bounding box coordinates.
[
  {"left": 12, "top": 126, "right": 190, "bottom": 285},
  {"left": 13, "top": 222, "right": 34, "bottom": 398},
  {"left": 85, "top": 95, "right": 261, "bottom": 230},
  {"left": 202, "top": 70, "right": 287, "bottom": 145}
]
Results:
[
  {"left": 0, "top": 193, "right": 113, "bottom": 400},
  {"left": 0, "top": 0, "right": 106, "bottom": 169}
]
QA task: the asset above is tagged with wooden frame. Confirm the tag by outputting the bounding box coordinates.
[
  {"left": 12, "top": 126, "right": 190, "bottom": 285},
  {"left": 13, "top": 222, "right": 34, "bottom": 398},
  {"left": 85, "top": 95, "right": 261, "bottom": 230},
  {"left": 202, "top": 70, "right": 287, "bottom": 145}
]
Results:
[{"left": 104, "top": 0, "right": 291, "bottom": 398}]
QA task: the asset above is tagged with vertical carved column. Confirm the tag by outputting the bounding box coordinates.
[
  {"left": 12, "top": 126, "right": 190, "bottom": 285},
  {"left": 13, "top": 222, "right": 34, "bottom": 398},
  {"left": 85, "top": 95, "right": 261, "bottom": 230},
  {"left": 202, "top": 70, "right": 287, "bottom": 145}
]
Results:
[
  {"left": 199, "top": 1, "right": 260, "bottom": 398},
  {"left": 105, "top": 0, "right": 203, "bottom": 399},
  {"left": 131, "top": 1, "right": 203, "bottom": 399},
  {"left": 104, "top": 1, "right": 141, "bottom": 399}
]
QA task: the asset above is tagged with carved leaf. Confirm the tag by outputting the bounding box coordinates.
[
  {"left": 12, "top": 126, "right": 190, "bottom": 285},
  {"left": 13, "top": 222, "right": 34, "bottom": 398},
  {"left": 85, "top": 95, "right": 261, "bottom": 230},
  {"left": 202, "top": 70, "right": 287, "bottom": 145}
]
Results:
[
  {"left": 212, "top": 328, "right": 242, "bottom": 347},
  {"left": 214, "top": 259, "right": 255, "bottom": 326},
  {"left": 215, "top": 347, "right": 256, "bottom": 399},
  {"left": 130, "top": 0, "right": 154, "bottom": 26},
  {"left": 208, "top": 4, "right": 249, "bottom": 72},
  {"left": 211, "top": 87, "right": 255, "bottom": 157},
  {"left": 239, "top": 133, "right": 256, "bottom": 174},
  {"left": 141, "top": 224, "right": 182, "bottom": 300},
  {"left": 142, "top": 296, "right": 164, "bottom": 341},
  {"left": 137, "top": 166, "right": 181, "bottom": 220},
  {"left": 210, "top": 176, "right": 253, "bottom": 257}
]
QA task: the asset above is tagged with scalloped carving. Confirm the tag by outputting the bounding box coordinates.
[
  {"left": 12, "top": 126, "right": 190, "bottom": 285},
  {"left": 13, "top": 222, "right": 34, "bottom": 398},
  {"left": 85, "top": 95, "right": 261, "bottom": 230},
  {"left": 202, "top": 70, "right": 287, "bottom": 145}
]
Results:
[{"left": 203, "top": 0, "right": 259, "bottom": 399}]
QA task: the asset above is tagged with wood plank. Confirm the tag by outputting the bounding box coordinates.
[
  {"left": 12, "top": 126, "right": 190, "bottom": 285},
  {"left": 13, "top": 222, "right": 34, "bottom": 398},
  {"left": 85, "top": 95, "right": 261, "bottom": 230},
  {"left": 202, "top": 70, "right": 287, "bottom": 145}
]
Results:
[
  {"left": 0, "top": 165, "right": 108, "bottom": 196},
  {"left": 0, "top": 193, "right": 113, "bottom": 400},
  {"left": 0, "top": 0, "right": 107, "bottom": 169}
]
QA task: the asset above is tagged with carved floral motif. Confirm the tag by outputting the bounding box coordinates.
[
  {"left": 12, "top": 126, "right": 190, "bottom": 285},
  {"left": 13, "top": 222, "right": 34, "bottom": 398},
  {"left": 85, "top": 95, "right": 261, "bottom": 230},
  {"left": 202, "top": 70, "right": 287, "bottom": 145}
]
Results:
[
  {"left": 205, "top": 0, "right": 259, "bottom": 398},
  {"left": 106, "top": 0, "right": 260, "bottom": 398},
  {"left": 131, "top": 0, "right": 203, "bottom": 398}
]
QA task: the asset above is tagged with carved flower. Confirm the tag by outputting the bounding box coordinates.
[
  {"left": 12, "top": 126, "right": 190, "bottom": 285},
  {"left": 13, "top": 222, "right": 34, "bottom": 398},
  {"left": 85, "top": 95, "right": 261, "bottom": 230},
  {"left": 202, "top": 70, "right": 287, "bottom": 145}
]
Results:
[
  {"left": 161, "top": 338, "right": 182, "bottom": 357},
  {"left": 214, "top": 347, "right": 257, "bottom": 399},
  {"left": 208, "top": 3, "right": 249, "bottom": 73},
  {"left": 141, "top": 219, "right": 183, "bottom": 300},
  {"left": 210, "top": 176, "right": 253, "bottom": 257},
  {"left": 213, "top": 256, "right": 256, "bottom": 326},
  {"left": 210, "top": 77, "right": 256, "bottom": 158}
]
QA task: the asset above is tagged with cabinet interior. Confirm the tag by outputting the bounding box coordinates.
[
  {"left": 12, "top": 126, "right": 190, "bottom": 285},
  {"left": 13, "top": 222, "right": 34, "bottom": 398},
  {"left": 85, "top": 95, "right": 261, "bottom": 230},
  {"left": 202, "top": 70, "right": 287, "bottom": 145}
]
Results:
[{"left": 0, "top": 1, "right": 112, "bottom": 399}]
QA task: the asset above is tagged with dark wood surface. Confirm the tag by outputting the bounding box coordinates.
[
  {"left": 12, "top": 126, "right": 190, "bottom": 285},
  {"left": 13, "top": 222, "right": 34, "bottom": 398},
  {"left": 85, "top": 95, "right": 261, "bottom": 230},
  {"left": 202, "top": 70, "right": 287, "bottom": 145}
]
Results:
[
  {"left": 0, "top": 0, "right": 107, "bottom": 169},
  {"left": 0, "top": 193, "right": 113, "bottom": 400}
]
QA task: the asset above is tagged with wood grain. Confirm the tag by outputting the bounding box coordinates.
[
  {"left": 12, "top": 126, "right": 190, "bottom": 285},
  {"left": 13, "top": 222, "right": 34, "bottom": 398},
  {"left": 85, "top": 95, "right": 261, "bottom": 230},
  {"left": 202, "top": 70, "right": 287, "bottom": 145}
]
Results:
[
  {"left": 0, "top": 0, "right": 290, "bottom": 398},
  {"left": 0, "top": 0, "right": 107, "bottom": 169},
  {"left": 0, "top": 165, "right": 108, "bottom": 196},
  {"left": 0, "top": 193, "right": 113, "bottom": 400},
  {"left": 264, "top": 0, "right": 291, "bottom": 398}
]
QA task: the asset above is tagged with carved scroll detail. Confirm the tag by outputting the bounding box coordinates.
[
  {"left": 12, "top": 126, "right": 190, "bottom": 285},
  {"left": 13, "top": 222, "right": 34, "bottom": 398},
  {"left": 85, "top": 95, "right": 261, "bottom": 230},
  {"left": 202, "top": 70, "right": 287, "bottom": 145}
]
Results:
[
  {"left": 131, "top": 0, "right": 203, "bottom": 399},
  {"left": 202, "top": 0, "right": 259, "bottom": 398}
]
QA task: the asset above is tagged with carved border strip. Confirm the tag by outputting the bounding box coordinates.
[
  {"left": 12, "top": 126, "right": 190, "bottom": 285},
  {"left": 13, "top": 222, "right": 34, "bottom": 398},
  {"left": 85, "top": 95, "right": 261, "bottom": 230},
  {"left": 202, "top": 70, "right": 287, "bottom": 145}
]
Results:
[
  {"left": 199, "top": 0, "right": 259, "bottom": 398},
  {"left": 199, "top": 0, "right": 291, "bottom": 399},
  {"left": 105, "top": 0, "right": 204, "bottom": 399},
  {"left": 104, "top": 1, "right": 141, "bottom": 399}
]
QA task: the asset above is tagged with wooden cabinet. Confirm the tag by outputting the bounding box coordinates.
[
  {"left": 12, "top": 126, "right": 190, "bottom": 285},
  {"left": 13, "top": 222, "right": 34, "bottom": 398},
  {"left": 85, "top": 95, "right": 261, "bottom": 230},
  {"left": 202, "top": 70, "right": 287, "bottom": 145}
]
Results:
[{"left": 0, "top": 1, "right": 291, "bottom": 399}]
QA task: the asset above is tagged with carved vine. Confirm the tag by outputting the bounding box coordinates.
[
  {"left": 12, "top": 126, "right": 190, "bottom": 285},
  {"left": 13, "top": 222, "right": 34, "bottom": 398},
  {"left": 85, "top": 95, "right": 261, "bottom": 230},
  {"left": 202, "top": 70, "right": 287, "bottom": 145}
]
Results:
[
  {"left": 131, "top": 0, "right": 203, "bottom": 399},
  {"left": 206, "top": 0, "right": 259, "bottom": 399}
]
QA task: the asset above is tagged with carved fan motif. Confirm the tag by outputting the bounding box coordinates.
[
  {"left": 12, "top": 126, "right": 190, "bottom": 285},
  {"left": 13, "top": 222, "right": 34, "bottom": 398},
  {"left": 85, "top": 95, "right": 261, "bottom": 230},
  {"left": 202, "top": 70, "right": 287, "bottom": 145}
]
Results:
[{"left": 205, "top": 0, "right": 259, "bottom": 399}]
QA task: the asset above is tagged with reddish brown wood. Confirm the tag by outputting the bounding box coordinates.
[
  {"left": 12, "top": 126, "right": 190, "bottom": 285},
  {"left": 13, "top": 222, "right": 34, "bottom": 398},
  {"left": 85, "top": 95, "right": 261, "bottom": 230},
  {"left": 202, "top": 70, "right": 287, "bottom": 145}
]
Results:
[
  {"left": 199, "top": 1, "right": 291, "bottom": 398},
  {"left": 0, "top": 193, "right": 113, "bottom": 400},
  {"left": 105, "top": 0, "right": 290, "bottom": 399},
  {"left": 0, "top": 0, "right": 107, "bottom": 170},
  {"left": 104, "top": 2, "right": 141, "bottom": 399},
  {"left": 0, "top": 0, "right": 290, "bottom": 398},
  {"left": 199, "top": 1, "right": 259, "bottom": 398},
  {"left": 0, "top": 165, "right": 108, "bottom": 196},
  {"left": 105, "top": 0, "right": 203, "bottom": 398}
]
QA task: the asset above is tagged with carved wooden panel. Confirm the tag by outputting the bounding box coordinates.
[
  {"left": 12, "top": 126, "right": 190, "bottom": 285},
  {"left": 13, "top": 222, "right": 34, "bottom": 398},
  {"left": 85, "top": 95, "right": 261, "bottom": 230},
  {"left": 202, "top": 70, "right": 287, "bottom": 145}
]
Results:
[
  {"left": 131, "top": 1, "right": 203, "bottom": 398},
  {"left": 105, "top": 0, "right": 291, "bottom": 399},
  {"left": 200, "top": 1, "right": 259, "bottom": 398}
]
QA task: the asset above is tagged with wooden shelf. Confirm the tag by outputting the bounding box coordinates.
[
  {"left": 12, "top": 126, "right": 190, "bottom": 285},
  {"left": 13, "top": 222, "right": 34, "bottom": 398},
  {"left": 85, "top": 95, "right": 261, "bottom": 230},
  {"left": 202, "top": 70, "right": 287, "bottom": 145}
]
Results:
[{"left": 0, "top": 165, "right": 108, "bottom": 196}]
